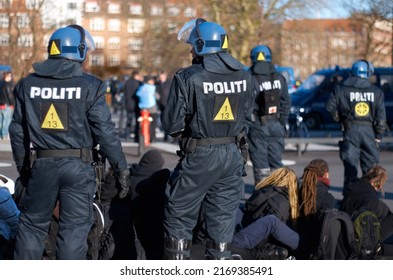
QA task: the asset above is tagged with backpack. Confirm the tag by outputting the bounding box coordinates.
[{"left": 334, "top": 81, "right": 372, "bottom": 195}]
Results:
[
  {"left": 313, "top": 209, "right": 357, "bottom": 260},
  {"left": 352, "top": 209, "right": 382, "bottom": 259},
  {"left": 254, "top": 74, "right": 281, "bottom": 117}
]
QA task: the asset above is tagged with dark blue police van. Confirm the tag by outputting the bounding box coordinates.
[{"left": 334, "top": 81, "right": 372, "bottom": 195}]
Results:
[{"left": 289, "top": 66, "right": 393, "bottom": 130}]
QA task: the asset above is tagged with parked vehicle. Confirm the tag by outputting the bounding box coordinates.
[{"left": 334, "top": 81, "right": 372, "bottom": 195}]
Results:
[
  {"left": 276, "top": 66, "right": 300, "bottom": 94},
  {"left": 289, "top": 66, "right": 393, "bottom": 130}
]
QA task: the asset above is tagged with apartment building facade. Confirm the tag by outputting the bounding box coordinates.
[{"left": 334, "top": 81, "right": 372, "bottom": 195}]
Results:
[
  {"left": 281, "top": 19, "right": 392, "bottom": 80},
  {"left": 0, "top": 1, "right": 391, "bottom": 81},
  {"left": 82, "top": 0, "right": 207, "bottom": 79}
]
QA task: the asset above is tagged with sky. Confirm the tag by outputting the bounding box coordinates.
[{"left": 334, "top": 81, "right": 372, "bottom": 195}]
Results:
[
  {"left": 311, "top": 0, "right": 351, "bottom": 19},
  {"left": 315, "top": 6, "right": 350, "bottom": 19}
]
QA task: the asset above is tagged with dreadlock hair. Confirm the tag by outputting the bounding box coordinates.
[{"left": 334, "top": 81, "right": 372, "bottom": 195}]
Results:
[
  {"left": 300, "top": 159, "right": 329, "bottom": 217},
  {"left": 362, "top": 165, "right": 387, "bottom": 198},
  {"left": 255, "top": 167, "right": 299, "bottom": 221}
]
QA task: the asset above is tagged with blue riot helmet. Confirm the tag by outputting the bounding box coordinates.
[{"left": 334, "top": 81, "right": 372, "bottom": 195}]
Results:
[
  {"left": 47, "top": 25, "right": 95, "bottom": 62},
  {"left": 250, "top": 45, "right": 272, "bottom": 63},
  {"left": 177, "top": 18, "right": 228, "bottom": 55},
  {"left": 351, "top": 60, "right": 374, "bottom": 78}
]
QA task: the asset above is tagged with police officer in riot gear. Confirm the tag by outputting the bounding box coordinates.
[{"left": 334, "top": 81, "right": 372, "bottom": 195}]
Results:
[
  {"left": 326, "top": 59, "right": 386, "bottom": 193},
  {"left": 247, "top": 45, "right": 290, "bottom": 185},
  {"left": 9, "top": 25, "right": 130, "bottom": 259},
  {"left": 161, "top": 18, "right": 254, "bottom": 260}
]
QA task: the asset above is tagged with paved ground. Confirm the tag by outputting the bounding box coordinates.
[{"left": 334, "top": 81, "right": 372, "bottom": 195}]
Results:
[
  {"left": 2, "top": 135, "right": 393, "bottom": 210},
  {"left": 2, "top": 133, "right": 393, "bottom": 258}
]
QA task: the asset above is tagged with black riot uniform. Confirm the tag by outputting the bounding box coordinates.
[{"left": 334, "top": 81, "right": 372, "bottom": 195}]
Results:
[
  {"left": 247, "top": 62, "right": 290, "bottom": 185},
  {"left": 326, "top": 73, "right": 386, "bottom": 192},
  {"left": 10, "top": 26, "right": 129, "bottom": 260},
  {"left": 161, "top": 50, "right": 254, "bottom": 259}
]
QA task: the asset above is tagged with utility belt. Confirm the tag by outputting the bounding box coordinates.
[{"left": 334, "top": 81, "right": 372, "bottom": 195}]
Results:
[
  {"left": 350, "top": 120, "right": 372, "bottom": 126},
  {"left": 177, "top": 136, "right": 236, "bottom": 157},
  {"left": 343, "top": 119, "right": 372, "bottom": 130},
  {"left": 177, "top": 133, "right": 248, "bottom": 174},
  {"left": 35, "top": 148, "right": 92, "bottom": 162}
]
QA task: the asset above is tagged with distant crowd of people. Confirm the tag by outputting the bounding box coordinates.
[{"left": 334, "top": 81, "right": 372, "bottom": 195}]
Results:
[{"left": 106, "top": 70, "right": 172, "bottom": 144}]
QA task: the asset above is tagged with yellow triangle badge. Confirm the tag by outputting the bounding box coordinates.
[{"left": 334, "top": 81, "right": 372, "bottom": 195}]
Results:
[
  {"left": 214, "top": 97, "right": 234, "bottom": 121},
  {"left": 41, "top": 104, "right": 65, "bottom": 129},
  {"left": 49, "top": 40, "right": 61, "bottom": 56},
  {"left": 257, "top": 52, "right": 265, "bottom": 61},
  {"left": 221, "top": 35, "right": 228, "bottom": 50}
]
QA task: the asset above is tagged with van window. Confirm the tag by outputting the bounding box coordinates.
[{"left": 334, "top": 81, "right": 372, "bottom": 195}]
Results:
[
  {"left": 380, "top": 75, "right": 393, "bottom": 94},
  {"left": 299, "top": 74, "right": 325, "bottom": 90}
]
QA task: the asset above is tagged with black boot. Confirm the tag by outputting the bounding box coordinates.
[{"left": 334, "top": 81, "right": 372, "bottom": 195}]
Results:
[
  {"left": 205, "top": 240, "right": 231, "bottom": 260},
  {"left": 230, "top": 246, "right": 254, "bottom": 260},
  {"left": 253, "top": 244, "right": 288, "bottom": 260},
  {"left": 163, "top": 237, "right": 191, "bottom": 260},
  {"left": 253, "top": 168, "right": 271, "bottom": 186}
]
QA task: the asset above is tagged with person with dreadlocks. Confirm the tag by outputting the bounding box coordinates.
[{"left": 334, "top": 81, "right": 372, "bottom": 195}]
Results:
[{"left": 297, "top": 159, "right": 335, "bottom": 259}]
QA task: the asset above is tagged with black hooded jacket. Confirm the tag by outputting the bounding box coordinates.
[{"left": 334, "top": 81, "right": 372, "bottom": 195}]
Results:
[
  {"left": 161, "top": 52, "right": 255, "bottom": 138},
  {"left": 326, "top": 76, "right": 386, "bottom": 139},
  {"left": 9, "top": 58, "right": 127, "bottom": 172},
  {"left": 340, "top": 178, "right": 391, "bottom": 219}
]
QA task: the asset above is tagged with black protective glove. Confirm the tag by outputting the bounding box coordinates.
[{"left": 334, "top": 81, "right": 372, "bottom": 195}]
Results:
[{"left": 117, "top": 169, "right": 131, "bottom": 199}]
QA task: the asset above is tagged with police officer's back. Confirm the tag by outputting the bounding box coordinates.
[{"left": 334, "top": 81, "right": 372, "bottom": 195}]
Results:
[
  {"left": 247, "top": 45, "right": 290, "bottom": 185},
  {"left": 161, "top": 18, "right": 254, "bottom": 260},
  {"left": 9, "top": 25, "right": 130, "bottom": 260},
  {"left": 326, "top": 59, "right": 386, "bottom": 191}
]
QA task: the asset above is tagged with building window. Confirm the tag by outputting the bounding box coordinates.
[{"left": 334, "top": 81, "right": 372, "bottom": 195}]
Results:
[
  {"left": 153, "top": 56, "right": 162, "bottom": 67},
  {"left": 85, "top": 1, "right": 100, "bottom": 13},
  {"left": 0, "top": 14, "right": 9, "bottom": 28},
  {"left": 127, "top": 54, "right": 140, "bottom": 68},
  {"left": 108, "top": 55, "right": 120, "bottom": 66},
  {"left": 94, "top": 36, "right": 104, "bottom": 49},
  {"left": 128, "top": 38, "right": 142, "bottom": 50},
  {"left": 90, "top": 18, "right": 105, "bottom": 31},
  {"left": 90, "top": 54, "right": 104, "bottom": 66},
  {"left": 184, "top": 6, "right": 196, "bottom": 17},
  {"left": 68, "top": 2, "right": 77, "bottom": 9},
  {"left": 129, "top": 3, "right": 143, "bottom": 15},
  {"left": 332, "top": 38, "right": 346, "bottom": 48},
  {"left": 18, "top": 34, "right": 33, "bottom": 47},
  {"left": 128, "top": 19, "right": 145, "bottom": 33},
  {"left": 17, "top": 13, "right": 30, "bottom": 28},
  {"left": 150, "top": 5, "right": 163, "bottom": 16},
  {"left": 168, "top": 6, "right": 180, "bottom": 16},
  {"left": 108, "top": 37, "right": 120, "bottom": 49},
  {"left": 108, "top": 19, "right": 121, "bottom": 31},
  {"left": 108, "top": 3, "right": 121, "bottom": 14},
  {"left": 168, "top": 22, "right": 177, "bottom": 34},
  {"left": 0, "top": 34, "right": 9, "bottom": 46},
  {"left": 26, "top": 0, "right": 39, "bottom": 10}
]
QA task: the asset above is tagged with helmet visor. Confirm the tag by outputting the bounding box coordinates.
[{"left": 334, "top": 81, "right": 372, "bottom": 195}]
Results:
[
  {"left": 177, "top": 19, "right": 197, "bottom": 43},
  {"left": 84, "top": 29, "right": 96, "bottom": 52}
]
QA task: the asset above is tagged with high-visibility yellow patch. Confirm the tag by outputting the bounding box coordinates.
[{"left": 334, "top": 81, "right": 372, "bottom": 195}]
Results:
[
  {"left": 257, "top": 52, "right": 265, "bottom": 61},
  {"left": 214, "top": 97, "right": 234, "bottom": 121},
  {"left": 49, "top": 41, "right": 61, "bottom": 56},
  {"left": 222, "top": 35, "right": 228, "bottom": 50},
  {"left": 355, "top": 102, "right": 369, "bottom": 117},
  {"left": 41, "top": 104, "right": 64, "bottom": 129}
]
